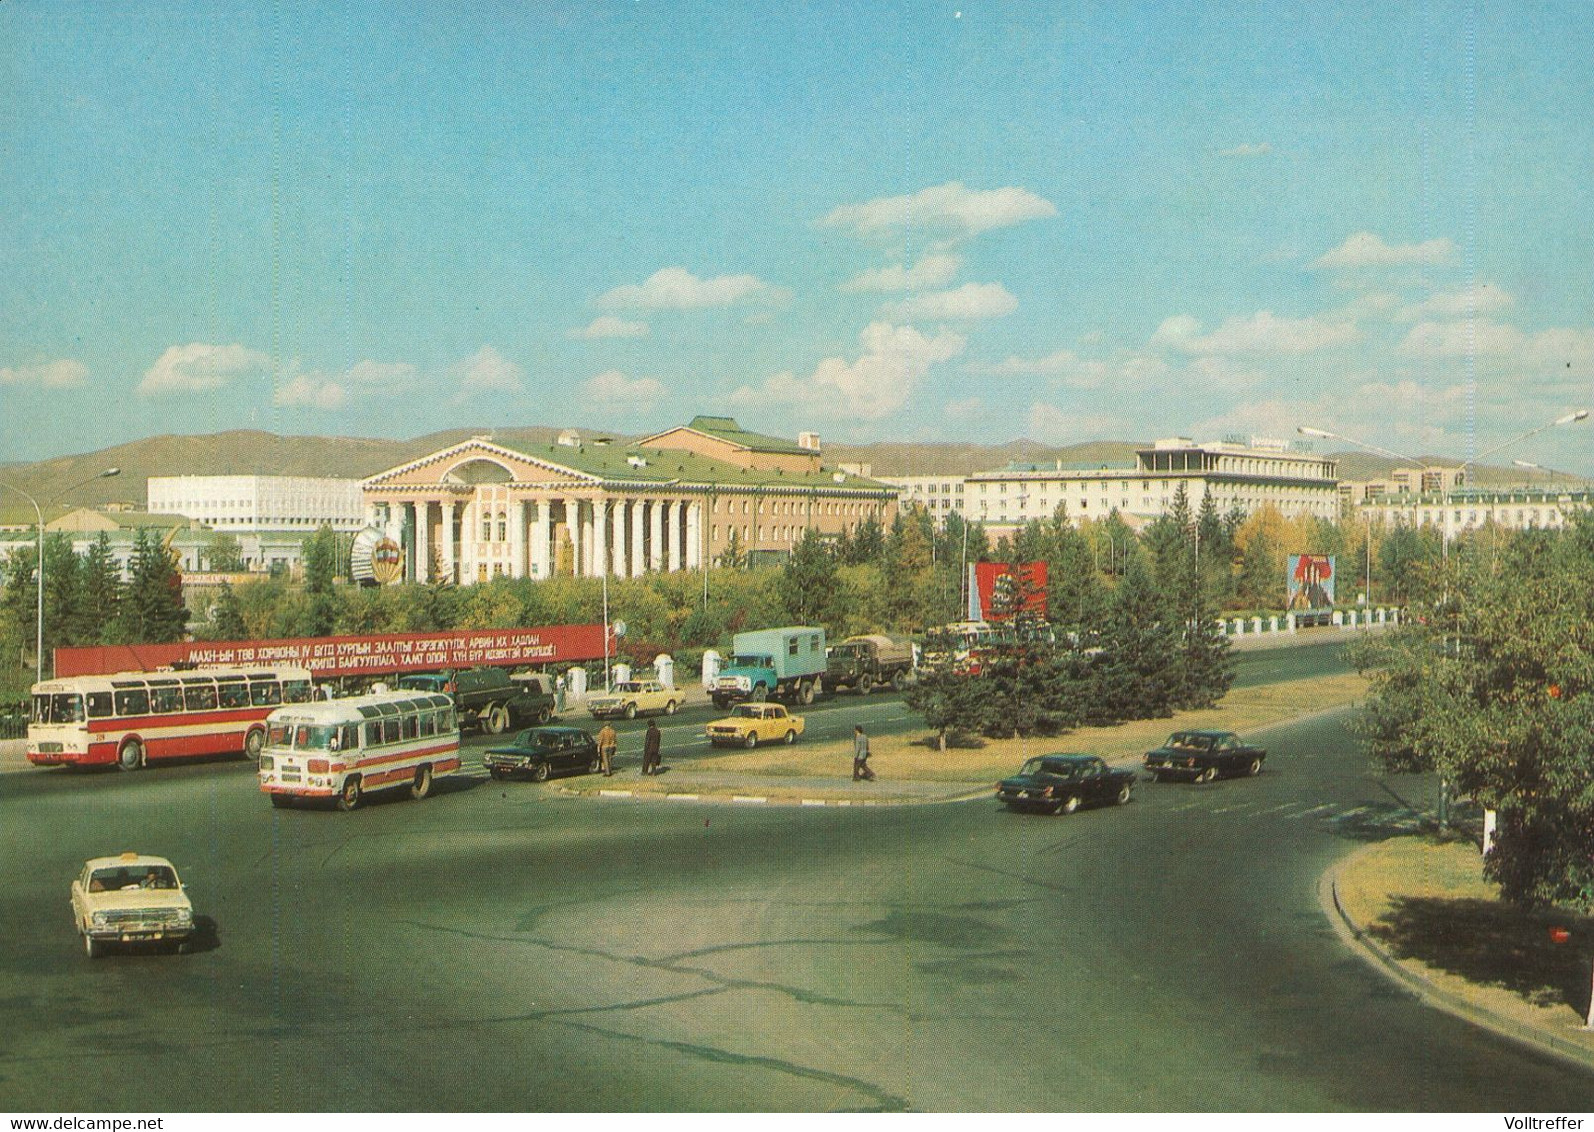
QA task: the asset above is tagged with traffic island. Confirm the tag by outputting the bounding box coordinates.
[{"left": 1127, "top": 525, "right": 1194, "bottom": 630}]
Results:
[{"left": 1325, "top": 836, "right": 1594, "bottom": 1070}]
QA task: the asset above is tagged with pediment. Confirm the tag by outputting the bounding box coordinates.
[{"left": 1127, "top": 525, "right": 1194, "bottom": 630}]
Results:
[{"left": 363, "top": 439, "right": 600, "bottom": 489}]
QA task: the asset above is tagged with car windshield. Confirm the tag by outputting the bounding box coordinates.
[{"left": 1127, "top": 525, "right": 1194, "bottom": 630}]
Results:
[
  {"left": 522, "top": 731, "right": 562, "bottom": 749},
  {"left": 731, "top": 706, "right": 763, "bottom": 718},
  {"left": 89, "top": 865, "right": 178, "bottom": 892},
  {"left": 616, "top": 683, "right": 642, "bottom": 693},
  {"left": 730, "top": 655, "right": 772, "bottom": 668},
  {"left": 1170, "top": 733, "right": 1214, "bottom": 750},
  {"left": 288, "top": 725, "right": 338, "bottom": 750}
]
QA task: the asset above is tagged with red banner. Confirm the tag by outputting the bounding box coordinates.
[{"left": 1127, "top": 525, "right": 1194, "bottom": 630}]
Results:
[
  {"left": 53, "top": 625, "right": 609, "bottom": 679},
  {"left": 974, "top": 561, "right": 1049, "bottom": 621}
]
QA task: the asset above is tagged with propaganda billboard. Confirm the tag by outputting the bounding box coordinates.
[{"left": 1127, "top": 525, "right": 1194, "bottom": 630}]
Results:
[
  {"left": 53, "top": 625, "right": 609, "bottom": 679},
  {"left": 1286, "top": 554, "right": 1336, "bottom": 611},
  {"left": 972, "top": 561, "right": 1049, "bottom": 621}
]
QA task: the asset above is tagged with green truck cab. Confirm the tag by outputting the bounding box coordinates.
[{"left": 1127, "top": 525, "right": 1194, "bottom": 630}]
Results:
[{"left": 711, "top": 627, "right": 827, "bottom": 709}]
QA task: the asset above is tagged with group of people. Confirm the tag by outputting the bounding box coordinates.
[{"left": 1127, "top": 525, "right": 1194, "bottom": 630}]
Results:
[{"left": 589, "top": 716, "right": 875, "bottom": 782}]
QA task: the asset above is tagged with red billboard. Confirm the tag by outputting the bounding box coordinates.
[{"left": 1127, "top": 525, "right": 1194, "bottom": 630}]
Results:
[
  {"left": 53, "top": 625, "right": 609, "bottom": 679},
  {"left": 973, "top": 561, "right": 1049, "bottom": 621}
]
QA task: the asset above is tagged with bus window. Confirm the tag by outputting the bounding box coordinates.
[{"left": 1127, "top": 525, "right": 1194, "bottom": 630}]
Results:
[
  {"left": 364, "top": 721, "right": 382, "bottom": 747},
  {"left": 217, "top": 682, "right": 250, "bottom": 709},
  {"left": 184, "top": 682, "right": 218, "bottom": 711},
  {"left": 282, "top": 679, "right": 312, "bottom": 704},
  {"left": 268, "top": 723, "right": 291, "bottom": 747},
  {"left": 86, "top": 691, "right": 113, "bottom": 718},
  {"left": 340, "top": 724, "right": 359, "bottom": 750},
  {"left": 35, "top": 693, "right": 85, "bottom": 724},
  {"left": 403, "top": 714, "right": 419, "bottom": 740},
  {"left": 150, "top": 685, "right": 184, "bottom": 714},
  {"left": 292, "top": 725, "right": 335, "bottom": 749},
  {"left": 113, "top": 688, "right": 150, "bottom": 716},
  {"left": 251, "top": 682, "right": 282, "bottom": 707},
  {"left": 441, "top": 708, "right": 456, "bottom": 732},
  {"left": 420, "top": 711, "right": 437, "bottom": 737},
  {"left": 382, "top": 719, "right": 401, "bottom": 744}
]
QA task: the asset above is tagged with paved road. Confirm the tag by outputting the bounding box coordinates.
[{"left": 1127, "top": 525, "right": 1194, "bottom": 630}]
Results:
[{"left": 2, "top": 691, "right": 1588, "bottom": 1111}]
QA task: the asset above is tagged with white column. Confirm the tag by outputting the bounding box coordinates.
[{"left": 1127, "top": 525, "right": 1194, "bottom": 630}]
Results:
[
  {"left": 686, "top": 501, "right": 702, "bottom": 570},
  {"left": 567, "top": 499, "right": 583, "bottom": 577},
  {"left": 632, "top": 499, "right": 648, "bottom": 576},
  {"left": 612, "top": 499, "right": 629, "bottom": 578},
  {"left": 593, "top": 500, "right": 609, "bottom": 578},
  {"left": 441, "top": 501, "right": 458, "bottom": 584},
  {"left": 509, "top": 499, "right": 526, "bottom": 578},
  {"left": 414, "top": 499, "right": 430, "bottom": 584},
  {"left": 532, "top": 500, "right": 551, "bottom": 579},
  {"left": 665, "top": 499, "right": 682, "bottom": 572},
  {"left": 650, "top": 498, "right": 666, "bottom": 572}
]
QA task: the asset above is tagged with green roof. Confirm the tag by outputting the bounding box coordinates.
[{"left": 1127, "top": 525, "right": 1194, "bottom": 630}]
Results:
[
  {"left": 514, "top": 441, "right": 891, "bottom": 494},
  {"left": 684, "top": 416, "right": 811, "bottom": 457}
]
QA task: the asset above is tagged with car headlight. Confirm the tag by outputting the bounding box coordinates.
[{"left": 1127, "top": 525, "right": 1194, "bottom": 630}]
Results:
[
  {"left": 91, "top": 911, "right": 108, "bottom": 926},
  {"left": 175, "top": 909, "right": 194, "bottom": 925},
  {"left": 259, "top": 755, "right": 274, "bottom": 770}
]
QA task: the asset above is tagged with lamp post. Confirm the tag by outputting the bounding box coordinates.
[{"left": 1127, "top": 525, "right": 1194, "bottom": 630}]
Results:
[
  {"left": 1511, "top": 459, "right": 1585, "bottom": 486},
  {"left": 0, "top": 467, "right": 121, "bottom": 682},
  {"left": 1468, "top": 409, "right": 1588, "bottom": 482}
]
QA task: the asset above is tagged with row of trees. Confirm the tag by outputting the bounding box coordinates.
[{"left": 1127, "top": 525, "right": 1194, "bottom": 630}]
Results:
[{"left": 1351, "top": 513, "right": 1594, "bottom": 914}]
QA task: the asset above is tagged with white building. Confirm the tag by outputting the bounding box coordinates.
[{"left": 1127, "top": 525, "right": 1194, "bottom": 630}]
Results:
[
  {"left": 887, "top": 437, "right": 1339, "bottom": 535},
  {"left": 1362, "top": 486, "right": 1593, "bottom": 541},
  {"left": 147, "top": 475, "right": 365, "bottom": 534}
]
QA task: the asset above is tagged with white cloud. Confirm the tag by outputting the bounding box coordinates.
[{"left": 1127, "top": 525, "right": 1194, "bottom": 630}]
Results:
[
  {"left": 580, "top": 369, "right": 667, "bottom": 405},
  {"left": 840, "top": 254, "right": 962, "bottom": 293},
  {"left": 1026, "top": 403, "right": 1126, "bottom": 444},
  {"left": 1218, "top": 142, "right": 1272, "bottom": 158},
  {"left": 450, "top": 346, "right": 524, "bottom": 398},
  {"left": 1153, "top": 311, "right": 1360, "bottom": 355},
  {"left": 139, "top": 342, "right": 270, "bottom": 396},
  {"left": 0, "top": 358, "right": 88, "bottom": 388},
  {"left": 597, "top": 267, "right": 778, "bottom": 310},
  {"left": 1312, "top": 231, "right": 1457, "bottom": 269},
  {"left": 1396, "top": 319, "right": 1524, "bottom": 358},
  {"left": 569, "top": 316, "right": 651, "bottom": 339},
  {"left": 880, "top": 282, "right": 1017, "bottom": 321},
  {"left": 272, "top": 359, "right": 413, "bottom": 410},
  {"left": 730, "top": 322, "right": 966, "bottom": 421},
  {"left": 345, "top": 360, "right": 417, "bottom": 386},
  {"left": 1394, "top": 284, "right": 1514, "bottom": 322},
  {"left": 821, "top": 181, "right": 1057, "bottom": 238},
  {"left": 274, "top": 374, "right": 348, "bottom": 410}
]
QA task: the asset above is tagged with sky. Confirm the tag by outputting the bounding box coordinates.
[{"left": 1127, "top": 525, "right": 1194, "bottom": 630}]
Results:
[{"left": 4, "top": 0, "right": 1593, "bottom": 474}]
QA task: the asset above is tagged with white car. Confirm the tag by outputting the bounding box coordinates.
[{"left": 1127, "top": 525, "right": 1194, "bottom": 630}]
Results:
[
  {"left": 587, "top": 680, "right": 682, "bottom": 720},
  {"left": 70, "top": 853, "right": 195, "bottom": 958}
]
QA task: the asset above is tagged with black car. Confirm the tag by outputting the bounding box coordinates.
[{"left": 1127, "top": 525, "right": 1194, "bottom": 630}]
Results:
[
  {"left": 996, "top": 754, "right": 1135, "bottom": 815},
  {"left": 483, "top": 726, "right": 601, "bottom": 782},
  {"left": 1143, "top": 729, "right": 1266, "bottom": 783}
]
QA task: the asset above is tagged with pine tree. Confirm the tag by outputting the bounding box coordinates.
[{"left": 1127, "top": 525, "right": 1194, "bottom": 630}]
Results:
[
  {"left": 210, "top": 581, "right": 248, "bottom": 640},
  {"left": 1090, "top": 556, "right": 1182, "bottom": 721},
  {"left": 76, "top": 533, "right": 122, "bottom": 644},
  {"left": 779, "top": 528, "right": 840, "bottom": 627},
  {"left": 41, "top": 534, "right": 83, "bottom": 650},
  {"left": 109, "top": 528, "right": 188, "bottom": 644}
]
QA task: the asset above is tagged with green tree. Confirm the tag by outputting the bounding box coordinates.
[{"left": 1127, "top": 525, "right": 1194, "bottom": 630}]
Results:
[
  {"left": 210, "top": 581, "right": 248, "bottom": 640},
  {"left": 109, "top": 528, "right": 187, "bottom": 644},
  {"left": 76, "top": 533, "right": 122, "bottom": 645},
  {"left": 779, "top": 528, "right": 841, "bottom": 627},
  {"left": 300, "top": 526, "right": 342, "bottom": 636},
  {"left": 1, "top": 542, "right": 38, "bottom": 669},
  {"left": 845, "top": 514, "right": 886, "bottom": 565},
  {"left": 1090, "top": 556, "right": 1182, "bottom": 721},
  {"left": 41, "top": 533, "right": 83, "bottom": 650},
  {"left": 206, "top": 532, "right": 244, "bottom": 573}
]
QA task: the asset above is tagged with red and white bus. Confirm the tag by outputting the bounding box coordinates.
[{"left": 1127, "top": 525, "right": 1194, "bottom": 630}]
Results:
[
  {"left": 28, "top": 666, "right": 315, "bottom": 770},
  {"left": 257, "top": 690, "right": 461, "bottom": 811}
]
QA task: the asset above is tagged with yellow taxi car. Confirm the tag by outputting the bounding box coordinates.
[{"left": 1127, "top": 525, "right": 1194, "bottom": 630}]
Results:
[
  {"left": 70, "top": 852, "right": 195, "bottom": 958},
  {"left": 705, "top": 702, "right": 805, "bottom": 748}
]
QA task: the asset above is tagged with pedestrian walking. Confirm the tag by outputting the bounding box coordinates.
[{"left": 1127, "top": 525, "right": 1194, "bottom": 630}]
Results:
[
  {"left": 596, "top": 721, "right": 618, "bottom": 776},
  {"left": 852, "top": 724, "right": 875, "bottom": 781},
  {"left": 641, "top": 718, "right": 662, "bottom": 775}
]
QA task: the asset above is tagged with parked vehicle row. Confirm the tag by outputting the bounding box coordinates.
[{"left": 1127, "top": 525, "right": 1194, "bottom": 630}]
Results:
[{"left": 996, "top": 730, "right": 1268, "bottom": 816}]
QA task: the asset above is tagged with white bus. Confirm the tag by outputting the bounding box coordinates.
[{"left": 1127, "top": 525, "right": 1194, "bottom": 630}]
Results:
[
  {"left": 257, "top": 690, "right": 461, "bottom": 811},
  {"left": 28, "top": 665, "right": 315, "bottom": 770}
]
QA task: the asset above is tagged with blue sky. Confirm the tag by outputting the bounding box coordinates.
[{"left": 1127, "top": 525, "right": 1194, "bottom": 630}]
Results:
[{"left": 4, "top": 0, "right": 1593, "bottom": 472}]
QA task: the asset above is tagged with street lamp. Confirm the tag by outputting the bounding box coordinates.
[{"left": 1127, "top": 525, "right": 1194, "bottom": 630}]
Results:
[
  {"left": 1511, "top": 459, "right": 1585, "bottom": 486},
  {"left": 1471, "top": 409, "right": 1589, "bottom": 470},
  {"left": 0, "top": 467, "right": 121, "bottom": 682}
]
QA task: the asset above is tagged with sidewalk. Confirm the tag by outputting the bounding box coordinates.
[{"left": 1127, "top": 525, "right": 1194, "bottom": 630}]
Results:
[{"left": 1323, "top": 836, "right": 1594, "bottom": 1072}]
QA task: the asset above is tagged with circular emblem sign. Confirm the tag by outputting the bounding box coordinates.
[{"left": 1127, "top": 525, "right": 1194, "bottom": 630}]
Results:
[{"left": 371, "top": 538, "right": 404, "bottom": 585}]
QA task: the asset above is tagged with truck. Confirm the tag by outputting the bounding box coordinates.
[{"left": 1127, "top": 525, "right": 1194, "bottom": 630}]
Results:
[
  {"left": 395, "top": 667, "right": 553, "bottom": 733},
  {"left": 712, "top": 627, "right": 827, "bottom": 709},
  {"left": 822, "top": 633, "right": 915, "bottom": 694}
]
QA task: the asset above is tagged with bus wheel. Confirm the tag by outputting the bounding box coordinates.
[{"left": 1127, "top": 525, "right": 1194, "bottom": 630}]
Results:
[
  {"left": 117, "top": 739, "right": 144, "bottom": 772},
  {"left": 244, "top": 727, "right": 266, "bottom": 762},
  {"left": 338, "top": 776, "right": 363, "bottom": 812},
  {"left": 410, "top": 765, "right": 432, "bottom": 801}
]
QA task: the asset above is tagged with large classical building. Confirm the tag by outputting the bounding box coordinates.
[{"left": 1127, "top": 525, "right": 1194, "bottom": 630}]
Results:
[
  {"left": 361, "top": 417, "right": 898, "bottom": 584},
  {"left": 883, "top": 436, "right": 1339, "bottom": 535}
]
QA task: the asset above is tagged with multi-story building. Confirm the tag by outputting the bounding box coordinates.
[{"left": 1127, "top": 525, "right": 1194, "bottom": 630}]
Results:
[
  {"left": 1338, "top": 465, "right": 1466, "bottom": 509},
  {"left": 361, "top": 416, "right": 898, "bottom": 584},
  {"left": 147, "top": 475, "right": 365, "bottom": 534},
  {"left": 883, "top": 475, "right": 968, "bottom": 523},
  {"left": 1360, "top": 485, "right": 1593, "bottom": 540}
]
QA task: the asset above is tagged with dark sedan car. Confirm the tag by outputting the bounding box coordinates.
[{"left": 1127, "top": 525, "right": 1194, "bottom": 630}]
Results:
[
  {"left": 1143, "top": 729, "right": 1266, "bottom": 783},
  {"left": 483, "top": 726, "right": 601, "bottom": 782},
  {"left": 996, "top": 754, "right": 1135, "bottom": 815}
]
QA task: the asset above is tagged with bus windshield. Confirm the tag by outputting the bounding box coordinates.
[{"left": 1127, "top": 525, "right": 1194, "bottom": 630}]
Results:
[{"left": 33, "top": 693, "right": 85, "bottom": 725}]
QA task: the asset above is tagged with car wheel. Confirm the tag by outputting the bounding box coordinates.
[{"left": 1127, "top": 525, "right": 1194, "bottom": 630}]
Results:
[
  {"left": 532, "top": 760, "right": 551, "bottom": 782},
  {"left": 799, "top": 680, "right": 815, "bottom": 705},
  {"left": 858, "top": 675, "right": 873, "bottom": 696},
  {"left": 891, "top": 671, "right": 906, "bottom": 692},
  {"left": 743, "top": 732, "right": 758, "bottom": 749},
  {"left": 1056, "top": 795, "right": 1081, "bottom": 816},
  {"left": 1247, "top": 757, "right": 1263, "bottom": 777},
  {"left": 1116, "top": 783, "right": 1132, "bottom": 805},
  {"left": 537, "top": 708, "right": 552, "bottom": 724},
  {"left": 410, "top": 764, "right": 433, "bottom": 801},
  {"left": 270, "top": 793, "right": 293, "bottom": 808},
  {"left": 750, "top": 684, "right": 767, "bottom": 702},
  {"left": 337, "top": 775, "right": 363, "bottom": 812},
  {"left": 1200, "top": 766, "right": 1219, "bottom": 784},
  {"left": 623, "top": 702, "right": 637, "bottom": 720},
  {"left": 783, "top": 729, "right": 796, "bottom": 745},
  {"left": 664, "top": 700, "right": 677, "bottom": 715},
  {"left": 83, "top": 933, "right": 101, "bottom": 959},
  {"left": 244, "top": 727, "right": 266, "bottom": 762},
  {"left": 485, "top": 705, "right": 509, "bottom": 734},
  {"left": 117, "top": 739, "right": 144, "bottom": 772},
  {"left": 587, "top": 756, "right": 602, "bottom": 774}
]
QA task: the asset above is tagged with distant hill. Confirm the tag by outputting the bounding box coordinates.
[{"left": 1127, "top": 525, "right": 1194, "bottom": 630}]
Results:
[{"left": 0, "top": 426, "right": 1561, "bottom": 524}]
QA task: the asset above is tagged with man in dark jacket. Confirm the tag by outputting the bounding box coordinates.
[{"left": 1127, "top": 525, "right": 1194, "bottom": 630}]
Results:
[{"left": 642, "top": 718, "right": 662, "bottom": 775}]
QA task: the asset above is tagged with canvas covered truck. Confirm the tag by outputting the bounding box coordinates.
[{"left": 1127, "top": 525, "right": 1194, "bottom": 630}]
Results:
[
  {"left": 822, "top": 633, "right": 915, "bottom": 694},
  {"left": 712, "top": 627, "right": 827, "bottom": 708}
]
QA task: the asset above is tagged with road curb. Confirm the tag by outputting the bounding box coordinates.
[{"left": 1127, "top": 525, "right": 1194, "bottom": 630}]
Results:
[{"left": 1318, "top": 845, "right": 1594, "bottom": 1074}]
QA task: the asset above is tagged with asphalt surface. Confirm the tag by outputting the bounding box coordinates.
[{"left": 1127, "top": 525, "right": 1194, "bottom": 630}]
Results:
[{"left": 3, "top": 665, "right": 1590, "bottom": 1111}]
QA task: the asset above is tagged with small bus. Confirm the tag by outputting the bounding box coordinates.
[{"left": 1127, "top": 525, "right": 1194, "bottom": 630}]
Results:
[
  {"left": 257, "top": 690, "right": 461, "bottom": 811},
  {"left": 28, "top": 666, "right": 315, "bottom": 770}
]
